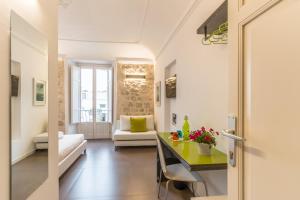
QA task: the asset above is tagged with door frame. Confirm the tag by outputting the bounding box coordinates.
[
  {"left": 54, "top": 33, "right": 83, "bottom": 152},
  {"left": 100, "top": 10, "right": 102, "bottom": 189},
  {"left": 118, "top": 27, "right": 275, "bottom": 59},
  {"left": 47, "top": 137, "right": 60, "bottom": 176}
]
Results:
[{"left": 228, "top": 0, "right": 283, "bottom": 199}]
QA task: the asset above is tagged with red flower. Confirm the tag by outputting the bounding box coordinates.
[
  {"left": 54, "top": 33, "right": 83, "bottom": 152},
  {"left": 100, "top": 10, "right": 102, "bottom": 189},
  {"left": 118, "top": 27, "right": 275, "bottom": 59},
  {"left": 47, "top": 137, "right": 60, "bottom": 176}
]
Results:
[
  {"left": 195, "top": 130, "right": 202, "bottom": 136},
  {"left": 190, "top": 135, "right": 196, "bottom": 140},
  {"left": 209, "top": 128, "right": 214, "bottom": 132},
  {"left": 201, "top": 127, "right": 206, "bottom": 131},
  {"left": 216, "top": 131, "right": 219, "bottom": 135},
  {"left": 204, "top": 136, "right": 212, "bottom": 142}
]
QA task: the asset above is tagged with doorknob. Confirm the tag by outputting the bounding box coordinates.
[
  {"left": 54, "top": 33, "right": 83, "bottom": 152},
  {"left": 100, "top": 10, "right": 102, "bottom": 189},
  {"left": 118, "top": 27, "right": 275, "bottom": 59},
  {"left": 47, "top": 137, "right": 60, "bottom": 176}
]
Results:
[{"left": 222, "top": 116, "right": 246, "bottom": 167}]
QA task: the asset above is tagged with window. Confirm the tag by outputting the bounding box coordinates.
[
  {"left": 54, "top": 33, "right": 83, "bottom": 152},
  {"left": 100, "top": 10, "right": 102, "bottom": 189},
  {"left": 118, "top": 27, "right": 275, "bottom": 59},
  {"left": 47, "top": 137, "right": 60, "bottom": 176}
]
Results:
[{"left": 71, "top": 64, "right": 112, "bottom": 123}]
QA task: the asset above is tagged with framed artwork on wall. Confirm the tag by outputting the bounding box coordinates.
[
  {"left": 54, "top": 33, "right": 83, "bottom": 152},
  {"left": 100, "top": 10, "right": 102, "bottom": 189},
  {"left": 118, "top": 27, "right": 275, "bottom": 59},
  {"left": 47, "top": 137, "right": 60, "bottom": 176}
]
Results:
[
  {"left": 33, "top": 78, "right": 47, "bottom": 106},
  {"left": 155, "top": 81, "right": 161, "bottom": 106}
]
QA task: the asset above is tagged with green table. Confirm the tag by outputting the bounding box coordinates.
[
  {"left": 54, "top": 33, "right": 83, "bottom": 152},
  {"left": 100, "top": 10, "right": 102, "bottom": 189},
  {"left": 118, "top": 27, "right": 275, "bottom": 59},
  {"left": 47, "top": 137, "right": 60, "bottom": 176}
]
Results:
[{"left": 158, "top": 132, "right": 228, "bottom": 171}]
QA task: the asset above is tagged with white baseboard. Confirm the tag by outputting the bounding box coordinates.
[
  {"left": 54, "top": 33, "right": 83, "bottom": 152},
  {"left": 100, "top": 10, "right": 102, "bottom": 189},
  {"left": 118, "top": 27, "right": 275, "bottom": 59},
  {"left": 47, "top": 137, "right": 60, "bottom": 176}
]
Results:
[{"left": 12, "top": 149, "right": 36, "bottom": 165}]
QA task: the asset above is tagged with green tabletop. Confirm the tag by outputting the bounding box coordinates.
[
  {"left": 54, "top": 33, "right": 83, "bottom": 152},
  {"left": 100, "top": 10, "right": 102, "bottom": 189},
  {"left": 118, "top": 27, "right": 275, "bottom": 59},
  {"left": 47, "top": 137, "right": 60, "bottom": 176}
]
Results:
[{"left": 158, "top": 132, "right": 228, "bottom": 171}]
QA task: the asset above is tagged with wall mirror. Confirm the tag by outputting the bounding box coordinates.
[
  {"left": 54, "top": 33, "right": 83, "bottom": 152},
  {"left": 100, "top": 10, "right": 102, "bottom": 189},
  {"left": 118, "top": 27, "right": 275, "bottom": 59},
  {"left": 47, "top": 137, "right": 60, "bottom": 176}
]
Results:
[{"left": 10, "top": 11, "right": 49, "bottom": 200}]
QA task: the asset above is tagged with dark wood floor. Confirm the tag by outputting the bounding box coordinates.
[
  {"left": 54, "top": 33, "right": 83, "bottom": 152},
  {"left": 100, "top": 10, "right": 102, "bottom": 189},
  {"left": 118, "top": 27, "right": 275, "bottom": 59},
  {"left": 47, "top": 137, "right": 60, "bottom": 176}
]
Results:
[
  {"left": 12, "top": 150, "right": 48, "bottom": 200},
  {"left": 59, "top": 140, "right": 193, "bottom": 200}
]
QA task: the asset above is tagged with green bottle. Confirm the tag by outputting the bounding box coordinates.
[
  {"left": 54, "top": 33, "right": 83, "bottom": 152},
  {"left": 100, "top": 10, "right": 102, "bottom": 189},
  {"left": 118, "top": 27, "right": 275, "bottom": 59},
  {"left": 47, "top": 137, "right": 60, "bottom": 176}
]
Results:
[{"left": 182, "top": 115, "right": 190, "bottom": 141}]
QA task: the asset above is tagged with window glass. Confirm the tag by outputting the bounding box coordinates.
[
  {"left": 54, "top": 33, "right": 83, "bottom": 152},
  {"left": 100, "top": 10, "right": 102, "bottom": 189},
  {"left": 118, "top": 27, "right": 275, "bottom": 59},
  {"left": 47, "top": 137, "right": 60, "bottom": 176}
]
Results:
[
  {"left": 96, "top": 69, "right": 108, "bottom": 122},
  {"left": 71, "top": 65, "right": 112, "bottom": 123},
  {"left": 80, "top": 68, "right": 93, "bottom": 122}
]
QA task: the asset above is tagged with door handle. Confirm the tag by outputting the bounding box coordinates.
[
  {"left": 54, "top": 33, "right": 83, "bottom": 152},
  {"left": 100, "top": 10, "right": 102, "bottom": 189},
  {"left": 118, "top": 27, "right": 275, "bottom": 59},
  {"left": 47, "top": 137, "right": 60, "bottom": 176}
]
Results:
[
  {"left": 221, "top": 129, "right": 246, "bottom": 141},
  {"left": 221, "top": 129, "right": 245, "bottom": 167}
]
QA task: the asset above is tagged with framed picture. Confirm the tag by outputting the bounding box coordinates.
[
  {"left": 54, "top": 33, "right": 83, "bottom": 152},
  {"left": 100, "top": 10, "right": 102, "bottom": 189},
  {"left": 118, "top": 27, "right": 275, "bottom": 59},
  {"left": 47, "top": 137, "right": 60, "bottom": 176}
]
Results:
[
  {"left": 11, "top": 75, "right": 19, "bottom": 97},
  {"left": 155, "top": 81, "right": 161, "bottom": 106},
  {"left": 33, "top": 78, "right": 47, "bottom": 106}
]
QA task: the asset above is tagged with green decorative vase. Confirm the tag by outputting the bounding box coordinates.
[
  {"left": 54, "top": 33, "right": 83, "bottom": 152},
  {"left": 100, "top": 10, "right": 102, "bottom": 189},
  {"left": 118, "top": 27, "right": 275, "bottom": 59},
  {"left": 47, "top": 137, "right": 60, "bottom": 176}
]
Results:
[{"left": 182, "top": 115, "right": 190, "bottom": 141}]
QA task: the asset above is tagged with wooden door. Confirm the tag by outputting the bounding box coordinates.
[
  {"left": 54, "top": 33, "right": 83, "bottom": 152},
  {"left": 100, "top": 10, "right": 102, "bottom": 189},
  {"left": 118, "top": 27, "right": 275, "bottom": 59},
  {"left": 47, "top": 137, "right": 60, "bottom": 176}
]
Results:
[{"left": 228, "top": 0, "right": 300, "bottom": 199}]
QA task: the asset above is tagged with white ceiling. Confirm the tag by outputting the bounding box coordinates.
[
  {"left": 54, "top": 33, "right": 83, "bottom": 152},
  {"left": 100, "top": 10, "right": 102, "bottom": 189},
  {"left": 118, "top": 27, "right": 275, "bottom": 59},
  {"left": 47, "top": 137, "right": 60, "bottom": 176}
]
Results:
[
  {"left": 59, "top": 0, "right": 194, "bottom": 58},
  {"left": 140, "top": 0, "right": 195, "bottom": 56},
  {"left": 59, "top": 40, "right": 154, "bottom": 61}
]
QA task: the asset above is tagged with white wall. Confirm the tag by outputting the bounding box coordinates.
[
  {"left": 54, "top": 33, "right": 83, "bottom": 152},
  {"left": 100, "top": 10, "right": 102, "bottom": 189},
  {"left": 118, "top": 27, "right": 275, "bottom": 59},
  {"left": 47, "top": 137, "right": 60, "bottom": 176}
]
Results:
[
  {"left": 0, "top": 0, "right": 58, "bottom": 200},
  {"left": 154, "top": 0, "right": 228, "bottom": 196},
  {"left": 11, "top": 12, "right": 48, "bottom": 163}
]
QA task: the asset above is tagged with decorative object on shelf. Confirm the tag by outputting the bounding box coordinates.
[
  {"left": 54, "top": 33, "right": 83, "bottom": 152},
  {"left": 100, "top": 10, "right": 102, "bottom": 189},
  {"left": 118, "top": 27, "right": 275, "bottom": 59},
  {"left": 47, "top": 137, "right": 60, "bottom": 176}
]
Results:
[
  {"left": 177, "top": 130, "right": 183, "bottom": 138},
  {"left": 33, "top": 78, "right": 47, "bottom": 106},
  {"left": 169, "top": 131, "right": 183, "bottom": 141},
  {"left": 172, "top": 132, "right": 179, "bottom": 141},
  {"left": 189, "top": 127, "right": 219, "bottom": 155},
  {"left": 197, "top": 0, "right": 228, "bottom": 45},
  {"left": 155, "top": 81, "right": 161, "bottom": 106},
  {"left": 182, "top": 115, "right": 190, "bottom": 141}
]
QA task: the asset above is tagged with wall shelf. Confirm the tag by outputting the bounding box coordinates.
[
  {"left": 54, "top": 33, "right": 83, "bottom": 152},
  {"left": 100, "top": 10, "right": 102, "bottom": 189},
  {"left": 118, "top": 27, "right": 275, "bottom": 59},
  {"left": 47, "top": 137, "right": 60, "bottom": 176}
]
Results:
[{"left": 197, "top": 0, "right": 228, "bottom": 41}]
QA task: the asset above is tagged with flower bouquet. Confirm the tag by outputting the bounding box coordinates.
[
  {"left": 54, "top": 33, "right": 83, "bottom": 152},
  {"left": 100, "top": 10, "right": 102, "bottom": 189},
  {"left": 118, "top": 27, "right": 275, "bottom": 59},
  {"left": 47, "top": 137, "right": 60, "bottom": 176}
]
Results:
[{"left": 189, "top": 127, "right": 219, "bottom": 155}]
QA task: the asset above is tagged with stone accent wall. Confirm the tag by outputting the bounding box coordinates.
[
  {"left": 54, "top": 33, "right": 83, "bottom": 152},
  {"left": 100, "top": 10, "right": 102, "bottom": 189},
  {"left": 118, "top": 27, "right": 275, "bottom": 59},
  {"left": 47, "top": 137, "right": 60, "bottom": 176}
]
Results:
[
  {"left": 57, "top": 59, "right": 65, "bottom": 132},
  {"left": 117, "top": 63, "right": 154, "bottom": 118}
]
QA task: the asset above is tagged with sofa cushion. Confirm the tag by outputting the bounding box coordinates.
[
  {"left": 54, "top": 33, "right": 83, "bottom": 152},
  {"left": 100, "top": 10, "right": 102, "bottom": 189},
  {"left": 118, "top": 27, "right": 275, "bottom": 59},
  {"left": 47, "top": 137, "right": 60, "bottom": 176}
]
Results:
[
  {"left": 120, "top": 115, "right": 155, "bottom": 131},
  {"left": 120, "top": 115, "right": 131, "bottom": 130},
  {"left": 130, "top": 117, "right": 147, "bottom": 132},
  {"left": 113, "top": 130, "right": 157, "bottom": 141}
]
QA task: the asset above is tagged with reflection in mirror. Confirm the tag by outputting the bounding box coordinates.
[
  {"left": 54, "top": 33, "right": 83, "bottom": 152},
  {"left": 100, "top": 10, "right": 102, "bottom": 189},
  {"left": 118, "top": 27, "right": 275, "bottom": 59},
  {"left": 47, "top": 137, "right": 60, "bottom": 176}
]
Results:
[{"left": 11, "top": 11, "right": 48, "bottom": 200}]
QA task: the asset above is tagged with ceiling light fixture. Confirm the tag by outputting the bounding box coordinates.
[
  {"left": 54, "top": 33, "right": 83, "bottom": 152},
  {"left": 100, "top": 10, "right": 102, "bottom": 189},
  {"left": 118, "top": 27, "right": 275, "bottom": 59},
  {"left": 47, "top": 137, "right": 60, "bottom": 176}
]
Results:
[{"left": 125, "top": 74, "right": 146, "bottom": 79}]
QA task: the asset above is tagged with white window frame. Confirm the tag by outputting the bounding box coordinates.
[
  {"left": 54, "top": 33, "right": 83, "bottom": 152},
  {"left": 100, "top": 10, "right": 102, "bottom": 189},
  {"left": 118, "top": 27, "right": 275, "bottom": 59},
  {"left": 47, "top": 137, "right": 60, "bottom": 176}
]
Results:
[{"left": 71, "top": 63, "right": 112, "bottom": 124}]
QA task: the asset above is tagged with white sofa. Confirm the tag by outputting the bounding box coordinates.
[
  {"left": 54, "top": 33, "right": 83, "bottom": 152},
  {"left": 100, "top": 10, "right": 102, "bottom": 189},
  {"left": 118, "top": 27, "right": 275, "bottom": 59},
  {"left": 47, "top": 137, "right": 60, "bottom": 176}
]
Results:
[{"left": 113, "top": 115, "right": 157, "bottom": 150}]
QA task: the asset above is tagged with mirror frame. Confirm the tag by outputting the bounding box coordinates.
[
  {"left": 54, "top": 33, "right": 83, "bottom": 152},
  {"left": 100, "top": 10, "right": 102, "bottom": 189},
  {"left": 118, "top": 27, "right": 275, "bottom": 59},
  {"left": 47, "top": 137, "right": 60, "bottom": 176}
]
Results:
[{"left": 10, "top": 10, "right": 49, "bottom": 200}]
